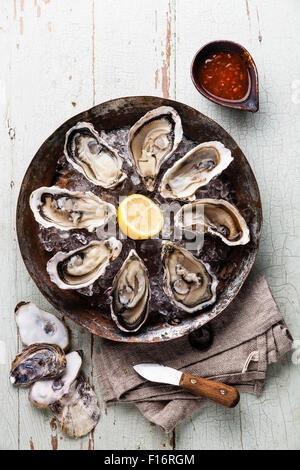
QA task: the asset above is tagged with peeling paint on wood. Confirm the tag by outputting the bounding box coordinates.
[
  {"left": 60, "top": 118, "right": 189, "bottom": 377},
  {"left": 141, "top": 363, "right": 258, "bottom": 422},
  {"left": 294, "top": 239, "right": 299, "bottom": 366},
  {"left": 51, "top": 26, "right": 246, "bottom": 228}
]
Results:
[
  {"left": 51, "top": 435, "right": 58, "bottom": 451},
  {"left": 256, "top": 7, "right": 262, "bottom": 43},
  {"left": 1, "top": 0, "right": 300, "bottom": 451}
]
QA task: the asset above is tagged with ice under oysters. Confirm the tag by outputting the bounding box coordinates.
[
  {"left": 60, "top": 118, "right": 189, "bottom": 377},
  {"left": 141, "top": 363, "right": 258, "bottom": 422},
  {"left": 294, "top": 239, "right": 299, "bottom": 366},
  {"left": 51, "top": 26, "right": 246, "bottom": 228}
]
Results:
[
  {"left": 175, "top": 198, "right": 250, "bottom": 246},
  {"left": 47, "top": 238, "right": 122, "bottom": 290},
  {"left": 30, "top": 186, "right": 116, "bottom": 232},
  {"left": 161, "top": 241, "right": 218, "bottom": 313},
  {"left": 111, "top": 250, "right": 150, "bottom": 332},
  {"left": 65, "top": 122, "right": 126, "bottom": 188},
  {"left": 160, "top": 141, "right": 233, "bottom": 200},
  {"left": 128, "top": 106, "right": 183, "bottom": 191}
]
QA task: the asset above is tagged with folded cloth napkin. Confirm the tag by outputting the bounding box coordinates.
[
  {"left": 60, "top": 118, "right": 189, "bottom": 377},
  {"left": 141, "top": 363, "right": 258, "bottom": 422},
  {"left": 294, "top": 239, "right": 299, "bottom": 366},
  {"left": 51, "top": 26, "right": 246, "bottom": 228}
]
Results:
[{"left": 95, "top": 276, "right": 293, "bottom": 433}]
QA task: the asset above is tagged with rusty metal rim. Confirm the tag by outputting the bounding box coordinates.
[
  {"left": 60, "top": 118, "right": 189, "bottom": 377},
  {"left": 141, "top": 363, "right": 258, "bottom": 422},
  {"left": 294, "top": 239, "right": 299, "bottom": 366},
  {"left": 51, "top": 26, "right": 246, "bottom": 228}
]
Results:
[{"left": 16, "top": 95, "right": 262, "bottom": 342}]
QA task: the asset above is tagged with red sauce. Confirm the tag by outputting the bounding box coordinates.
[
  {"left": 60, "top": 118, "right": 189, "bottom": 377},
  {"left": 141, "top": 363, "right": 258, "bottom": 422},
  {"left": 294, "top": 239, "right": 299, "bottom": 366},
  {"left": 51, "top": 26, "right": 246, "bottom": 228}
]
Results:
[{"left": 198, "top": 51, "right": 249, "bottom": 101}]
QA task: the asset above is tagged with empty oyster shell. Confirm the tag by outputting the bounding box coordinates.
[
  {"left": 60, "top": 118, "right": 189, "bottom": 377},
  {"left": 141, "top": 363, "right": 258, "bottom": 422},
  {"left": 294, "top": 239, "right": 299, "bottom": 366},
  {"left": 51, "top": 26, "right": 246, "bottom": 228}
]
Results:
[
  {"left": 30, "top": 186, "right": 116, "bottom": 232},
  {"left": 175, "top": 198, "right": 250, "bottom": 246},
  {"left": 111, "top": 249, "right": 150, "bottom": 332},
  {"left": 64, "top": 122, "right": 126, "bottom": 188},
  {"left": 29, "top": 351, "right": 82, "bottom": 408},
  {"left": 47, "top": 237, "right": 122, "bottom": 290},
  {"left": 128, "top": 106, "right": 183, "bottom": 191},
  {"left": 15, "top": 302, "right": 69, "bottom": 350},
  {"left": 161, "top": 241, "right": 218, "bottom": 313},
  {"left": 160, "top": 141, "right": 233, "bottom": 200},
  {"left": 10, "top": 343, "right": 66, "bottom": 387},
  {"left": 49, "top": 376, "right": 100, "bottom": 438}
]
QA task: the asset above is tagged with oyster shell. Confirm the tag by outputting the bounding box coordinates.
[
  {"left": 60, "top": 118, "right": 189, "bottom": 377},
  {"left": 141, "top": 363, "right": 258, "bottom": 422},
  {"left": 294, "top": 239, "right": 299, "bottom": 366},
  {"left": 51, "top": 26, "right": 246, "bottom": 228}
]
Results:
[
  {"left": 10, "top": 343, "right": 66, "bottom": 387},
  {"left": 128, "top": 106, "right": 183, "bottom": 191},
  {"left": 30, "top": 186, "right": 116, "bottom": 232},
  {"left": 29, "top": 351, "right": 82, "bottom": 408},
  {"left": 49, "top": 376, "right": 100, "bottom": 438},
  {"left": 15, "top": 302, "right": 69, "bottom": 350},
  {"left": 161, "top": 241, "right": 218, "bottom": 313},
  {"left": 160, "top": 141, "right": 233, "bottom": 200},
  {"left": 47, "top": 237, "right": 122, "bottom": 290},
  {"left": 111, "top": 249, "right": 150, "bottom": 332},
  {"left": 64, "top": 122, "right": 126, "bottom": 188},
  {"left": 175, "top": 198, "right": 250, "bottom": 246}
]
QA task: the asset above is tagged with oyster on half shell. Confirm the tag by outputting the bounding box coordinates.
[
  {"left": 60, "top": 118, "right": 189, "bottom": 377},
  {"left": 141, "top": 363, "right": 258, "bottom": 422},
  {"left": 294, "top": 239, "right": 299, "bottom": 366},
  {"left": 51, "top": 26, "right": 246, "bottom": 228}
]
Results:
[
  {"left": 15, "top": 302, "right": 69, "bottom": 350},
  {"left": 64, "top": 122, "right": 127, "bottom": 188},
  {"left": 161, "top": 241, "right": 218, "bottom": 313},
  {"left": 49, "top": 375, "right": 100, "bottom": 439},
  {"left": 174, "top": 198, "right": 250, "bottom": 246},
  {"left": 29, "top": 350, "right": 83, "bottom": 408},
  {"left": 30, "top": 186, "right": 116, "bottom": 232},
  {"left": 160, "top": 141, "right": 233, "bottom": 200},
  {"left": 128, "top": 106, "right": 183, "bottom": 191},
  {"left": 111, "top": 249, "right": 150, "bottom": 332},
  {"left": 10, "top": 343, "right": 66, "bottom": 387},
  {"left": 47, "top": 238, "right": 122, "bottom": 290}
]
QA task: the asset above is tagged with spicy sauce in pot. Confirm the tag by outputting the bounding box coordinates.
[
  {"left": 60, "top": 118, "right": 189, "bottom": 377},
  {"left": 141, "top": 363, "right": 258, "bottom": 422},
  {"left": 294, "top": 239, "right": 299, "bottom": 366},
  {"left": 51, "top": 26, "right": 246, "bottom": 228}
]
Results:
[{"left": 198, "top": 51, "right": 250, "bottom": 101}]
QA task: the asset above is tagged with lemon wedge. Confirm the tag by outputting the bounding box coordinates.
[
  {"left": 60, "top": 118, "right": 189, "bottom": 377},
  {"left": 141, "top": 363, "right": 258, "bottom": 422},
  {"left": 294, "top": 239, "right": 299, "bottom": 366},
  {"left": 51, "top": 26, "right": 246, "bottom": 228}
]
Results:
[{"left": 118, "top": 194, "right": 164, "bottom": 240}]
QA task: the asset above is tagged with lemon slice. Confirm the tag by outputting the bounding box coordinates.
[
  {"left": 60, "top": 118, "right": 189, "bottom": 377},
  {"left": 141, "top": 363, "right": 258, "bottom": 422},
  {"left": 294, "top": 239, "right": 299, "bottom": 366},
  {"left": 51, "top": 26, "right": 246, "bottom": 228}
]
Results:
[{"left": 118, "top": 194, "right": 164, "bottom": 240}]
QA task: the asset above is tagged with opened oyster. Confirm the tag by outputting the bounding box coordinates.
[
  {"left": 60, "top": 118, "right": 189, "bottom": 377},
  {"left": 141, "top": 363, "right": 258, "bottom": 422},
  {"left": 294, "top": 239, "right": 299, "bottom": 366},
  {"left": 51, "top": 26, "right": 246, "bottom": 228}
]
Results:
[
  {"left": 30, "top": 186, "right": 116, "bottom": 232},
  {"left": 111, "top": 249, "right": 150, "bottom": 332},
  {"left": 47, "top": 238, "right": 122, "bottom": 290},
  {"left": 10, "top": 343, "right": 66, "bottom": 387},
  {"left": 15, "top": 302, "right": 69, "bottom": 350},
  {"left": 50, "top": 376, "right": 100, "bottom": 439},
  {"left": 161, "top": 241, "right": 218, "bottom": 313},
  {"left": 128, "top": 106, "right": 183, "bottom": 191},
  {"left": 29, "top": 350, "right": 82, "bottom": 408},
  {"left": 64, "top": 122, "right": 126, "bottom": 188},
  {"left": 175, "top": 198, "right": 250, "bottom": 246},
  {"left": 160, "top": 141, "right": 233, "bottom": 200}
]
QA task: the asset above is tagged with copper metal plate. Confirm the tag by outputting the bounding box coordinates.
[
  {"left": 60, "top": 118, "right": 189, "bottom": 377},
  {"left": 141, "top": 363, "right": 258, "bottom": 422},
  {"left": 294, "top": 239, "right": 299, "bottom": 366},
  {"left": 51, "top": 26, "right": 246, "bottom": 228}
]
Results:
[{"left": 16, "top": 96, "right": 262, "bottom": 342}]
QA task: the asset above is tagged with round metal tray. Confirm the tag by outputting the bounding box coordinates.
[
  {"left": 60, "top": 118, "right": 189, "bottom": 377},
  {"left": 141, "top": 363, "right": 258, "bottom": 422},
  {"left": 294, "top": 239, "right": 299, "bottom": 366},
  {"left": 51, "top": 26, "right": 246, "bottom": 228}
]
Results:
[{"left": 16, "top": 96, "right": 262, "bottom": 342}]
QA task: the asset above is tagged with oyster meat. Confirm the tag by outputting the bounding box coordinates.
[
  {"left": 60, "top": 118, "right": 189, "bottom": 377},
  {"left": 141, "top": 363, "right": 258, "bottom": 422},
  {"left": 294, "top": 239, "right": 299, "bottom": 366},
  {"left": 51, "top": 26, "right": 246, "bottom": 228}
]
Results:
[
  {"left": 175, "top": 198, "right": 250, "bottom": 246},
  {"left": 160, "top": 141, "right": 233, "bottom": 200},
  {"left": 50, "top": 376, "right": 100, "bottom": 439},
  {"left": 15, "top": 302, "right": 69, "bottom": 350},
  {"left": 128, "top": 106, "right": 183, "bottom": 191},
  {"left": 111, "top": 249, "right": 150, "bottom": 332},
  {"left": 10, "top": 343, "right": 66, "bottom": 387},
  {"left": 47, "top": 237, "right": 122, "bottom": 290},
  {"left": 29, "top": 350, "right": 82, "bottom": 408},
  {"left": 64, "top": 122, "right": 126, "bottom": 188},
  {"left": 30, "top": 186, "right": 116, "bottom": 232},
  {"left": 161, "top": 241, "right": 218, "bottom": 313}
]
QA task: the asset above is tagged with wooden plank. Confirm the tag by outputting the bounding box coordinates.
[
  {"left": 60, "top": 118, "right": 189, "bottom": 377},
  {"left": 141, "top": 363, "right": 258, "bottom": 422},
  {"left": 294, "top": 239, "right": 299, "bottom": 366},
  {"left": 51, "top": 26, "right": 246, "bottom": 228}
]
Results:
[
  {"left": 175, "top": 0, "right": 300, "bottom": 450},
  {"left": 1, "top": 0, "right": 300, "bottom": 450},
  {"left": 0, "top": 0, "right": 19, "bottom": 451},
  {"left": 5, "top": 0, "right": 94, "bottom": 450},
  {"left": 92, "top": 0, "right": 176, "bottom": 450}
]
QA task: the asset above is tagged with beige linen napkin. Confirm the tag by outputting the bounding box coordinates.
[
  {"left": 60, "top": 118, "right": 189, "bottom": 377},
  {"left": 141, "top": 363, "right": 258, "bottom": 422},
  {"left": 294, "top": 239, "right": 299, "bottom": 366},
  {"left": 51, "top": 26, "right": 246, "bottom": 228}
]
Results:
[{"left": 95, "top": 276, "right": 293, "bottom": 433}]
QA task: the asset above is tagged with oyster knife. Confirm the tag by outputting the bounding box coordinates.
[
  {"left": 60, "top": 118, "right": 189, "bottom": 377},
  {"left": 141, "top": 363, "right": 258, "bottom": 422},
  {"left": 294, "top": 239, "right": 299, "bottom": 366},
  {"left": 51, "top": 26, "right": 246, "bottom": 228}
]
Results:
[{"left": 134, "top": 363, "right": 240, "bottom": 408}]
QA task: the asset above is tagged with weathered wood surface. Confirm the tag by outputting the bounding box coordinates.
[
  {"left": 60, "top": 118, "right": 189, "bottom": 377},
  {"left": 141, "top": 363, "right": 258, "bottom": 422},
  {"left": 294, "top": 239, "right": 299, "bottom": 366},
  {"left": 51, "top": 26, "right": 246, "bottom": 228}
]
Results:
[{"left": 0, "top": 0, "right": 299, "bottom": 450}]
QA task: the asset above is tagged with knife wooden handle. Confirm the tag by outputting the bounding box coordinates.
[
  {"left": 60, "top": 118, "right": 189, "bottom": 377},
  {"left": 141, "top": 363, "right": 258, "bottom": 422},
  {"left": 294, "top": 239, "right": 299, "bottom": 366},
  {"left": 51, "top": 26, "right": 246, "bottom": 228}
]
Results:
[{"left": 180, "top": 373, "right": 240, "bottom": 408}]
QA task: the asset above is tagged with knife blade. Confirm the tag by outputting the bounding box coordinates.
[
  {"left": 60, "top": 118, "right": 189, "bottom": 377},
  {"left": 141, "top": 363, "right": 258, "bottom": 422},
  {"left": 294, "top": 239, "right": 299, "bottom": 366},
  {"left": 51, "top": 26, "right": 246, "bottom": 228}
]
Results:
[{"left": 134, "top": 363, "right": 240, "bottom": 408}]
